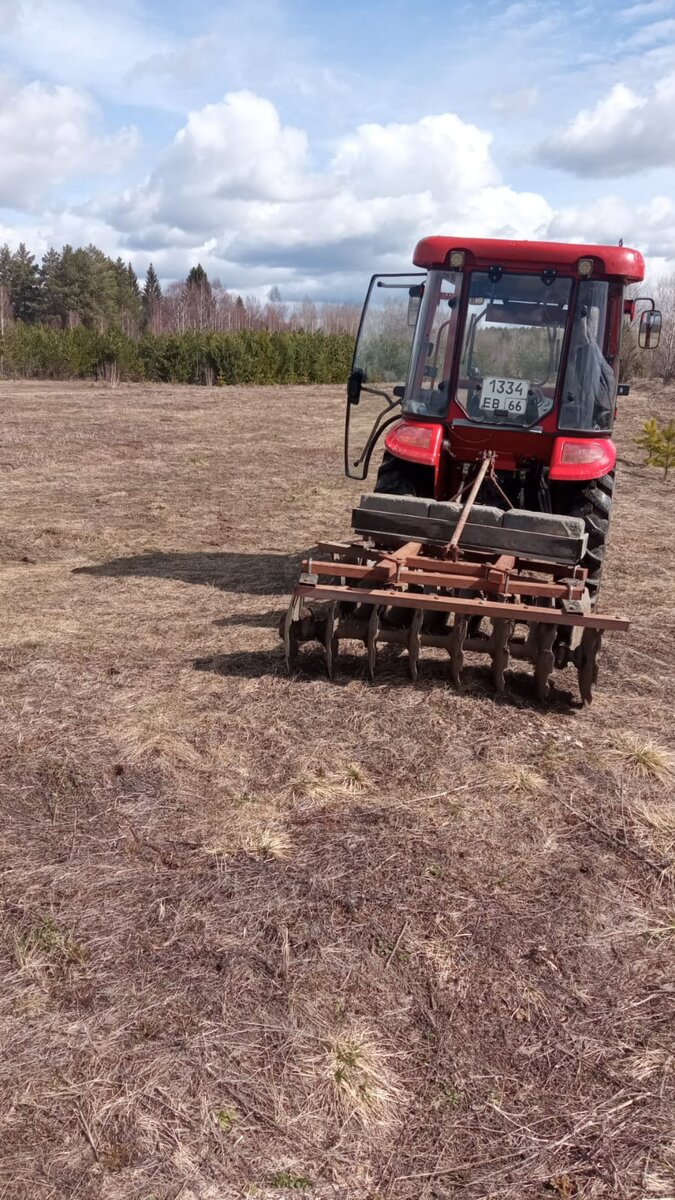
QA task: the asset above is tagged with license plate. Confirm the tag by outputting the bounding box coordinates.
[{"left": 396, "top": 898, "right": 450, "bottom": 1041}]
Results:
[{"left": 480, "top": 376, "right": 529, "bottom": 415}]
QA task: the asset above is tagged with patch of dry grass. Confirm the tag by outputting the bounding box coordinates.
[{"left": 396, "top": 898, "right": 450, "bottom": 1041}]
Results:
[
  {"left": 497, "top": 763, "right": 548, "bottom": 795},
  {"left": 323, "top": 1028, "right": 405, "bottom": 1128},
  {"left": 0, "top": 380, "right": 673, "bottom": 1199},
  {"left": 289, "top": 761, "right": 370, "bottom": 806},
  {"left": 613, "top": 733, "right": 675, "bottom": 782}
]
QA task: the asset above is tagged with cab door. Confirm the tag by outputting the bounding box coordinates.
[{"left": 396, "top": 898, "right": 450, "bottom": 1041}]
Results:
[{"left": 344, "top": 274, "right": 424, "bottom": 480}]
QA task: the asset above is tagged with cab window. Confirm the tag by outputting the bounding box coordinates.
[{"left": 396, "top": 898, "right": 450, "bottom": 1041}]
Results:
[
  {"left": 559, "top": 281, "right": 614, "bottom": 431},
  {"left": 402, "top": 271, "right": 463, "bottom": 417}
]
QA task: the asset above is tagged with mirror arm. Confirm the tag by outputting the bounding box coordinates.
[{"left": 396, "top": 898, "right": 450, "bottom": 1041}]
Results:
[
  {"left": 629, "top": 296, "right": 655, "bottom": 325},
  {"left": 353, "top": 411, "right": 403, "bottom": 473},
  {"left": 361, "top": 384, "right": 400, "bottom": 409}
]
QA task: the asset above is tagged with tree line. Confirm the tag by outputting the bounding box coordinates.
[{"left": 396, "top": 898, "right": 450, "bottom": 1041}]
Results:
[
  {"left": 0, "top": 325, "right": 355, "bottom": 385},
  {"left": 0, "top": 240, "right": 673, "bottom": 387},
  {"left": 0, "top": 242, "right": 361, "bottom": 337}
]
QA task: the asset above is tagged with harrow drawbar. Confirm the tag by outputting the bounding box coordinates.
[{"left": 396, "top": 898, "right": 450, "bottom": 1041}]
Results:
[{"left": 280, "top": 480, "right": 630, "bottom": 704}]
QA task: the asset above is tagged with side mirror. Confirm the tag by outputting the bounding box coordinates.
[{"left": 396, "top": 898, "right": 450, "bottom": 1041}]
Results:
[
  {"left": 639, "top": 309, "right": 662, "bottom": 350},
  {"left": 407, "top": 284, "right": 423, "bottom": 327},
  {"left": 347, "top": 368, "right": 364, "bottom": 405}
]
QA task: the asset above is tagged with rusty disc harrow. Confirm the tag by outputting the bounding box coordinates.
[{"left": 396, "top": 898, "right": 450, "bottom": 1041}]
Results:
[{"left": 280, "top": 539, "right": 629, "bottom": 705}]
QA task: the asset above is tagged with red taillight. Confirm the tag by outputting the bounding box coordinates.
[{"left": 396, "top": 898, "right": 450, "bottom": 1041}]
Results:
[
  {"left": 549, "top": 436, "right": 616, "bottom": 481},
  {"left": 384, "top": 420, "right": 444, "bottom": 466},
  {"left": 394, "top": 425, "right": 434, "bottom": 449},
  {"left": 560, "top": 441, "right": 606, "bottom": 465}
]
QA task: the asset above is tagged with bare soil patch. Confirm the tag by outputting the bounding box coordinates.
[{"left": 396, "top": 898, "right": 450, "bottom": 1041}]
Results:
[{"left": 0, "top": 379, "right": 674, "bottom": 1199}]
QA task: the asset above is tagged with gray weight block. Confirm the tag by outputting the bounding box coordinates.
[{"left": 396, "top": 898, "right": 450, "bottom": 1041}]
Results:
[
  {"left": 359, "top": 493, "right": 430, "bottom": 517},
  {"left": 426, "top": 500, "right": 462, "bottom": 522},
  {"left": 428, "top": 501, "right": 503, "bottom": 527},
  {"left": 503, "top": 510, "right": 586, "bottom": 539}
]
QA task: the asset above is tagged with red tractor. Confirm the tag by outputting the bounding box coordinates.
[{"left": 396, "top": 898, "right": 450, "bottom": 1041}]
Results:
[{"left": 282, "top": 237, "right": 661, "bottom": 702}]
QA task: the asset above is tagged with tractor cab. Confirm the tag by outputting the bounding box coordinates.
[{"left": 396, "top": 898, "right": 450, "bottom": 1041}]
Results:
[{"left": 345, "top": 237, "right": 660, "bottom": 486}]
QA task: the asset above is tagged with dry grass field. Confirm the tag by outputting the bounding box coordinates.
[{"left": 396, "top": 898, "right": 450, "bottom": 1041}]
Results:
[{"left": 1, "top": 379, "right": 674, "bottom": 1200}]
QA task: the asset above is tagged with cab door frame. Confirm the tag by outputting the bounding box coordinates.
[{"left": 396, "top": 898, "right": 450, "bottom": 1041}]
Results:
[{"left": 344, "top": 272, "right": 425, "bottom": 481}]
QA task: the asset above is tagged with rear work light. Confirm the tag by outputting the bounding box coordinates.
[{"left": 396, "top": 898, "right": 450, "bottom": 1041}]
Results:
[
  {"left": 578, "top": 257, "right": 594, "bottom": 277},
  {"left": 448, "top": 250, "right": 465, "bottom": 269},
  {"left": 384, "top": 420, "right": 444, "bottom": 466}
]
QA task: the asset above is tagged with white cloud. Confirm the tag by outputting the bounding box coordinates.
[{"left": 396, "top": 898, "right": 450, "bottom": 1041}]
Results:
[
  {"left": 619, "top": 0, "right": 674, "bottom": 19},
  {"left": 2, "top": 80, "right": 675, "bottom": 295},
  {"left": 0, "top": 0, "right": 18, "bottom": 29},
  {"left": 549, "top": 194, "right": 675, "bottom": 263},
  {"left": 331, "top": 114, "right": 499, "bottom": 198},
  {"left": 128, "top": 35, "right": 219, "bottom": 86},
  {"left": 490, "top": 87, "right": 540, "bottom": 115},
  {"left": 90, "top": 91, "right": 553, "bottom": 293},
  {"left": 0, "top": 77, "right": 139, "bottom": 209},
  {"left": 0, "top": 0, "right": 175, "bottom": 108},
  {"left": 625, "top": 16, "right": 675, "bottom": 46},
  {"left": 537, "top": 74, "right": 675, "bottom": 175},
  {"left": 493, "top": 0, "right": 564, "bottom": 40},
  {"left": 0, "top": 0, "right": 351, "bottom": 116},
  {"left": 165, "top": 92, "right": 313, "bottom": 206}
]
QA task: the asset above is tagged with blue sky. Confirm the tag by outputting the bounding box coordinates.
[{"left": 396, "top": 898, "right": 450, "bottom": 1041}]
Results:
[{"left": 0, "top": 0, "right": 674, "bottom": 297}]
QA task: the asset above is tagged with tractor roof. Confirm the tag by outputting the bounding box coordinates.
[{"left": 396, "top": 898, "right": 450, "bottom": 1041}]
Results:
[{"left": 413, "top": 236, "right": 645, "bottom": 282}]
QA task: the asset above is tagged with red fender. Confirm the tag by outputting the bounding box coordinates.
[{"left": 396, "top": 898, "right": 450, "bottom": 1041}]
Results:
[{"left": 548, "top": 437, "right": 616, "bottom": 481}]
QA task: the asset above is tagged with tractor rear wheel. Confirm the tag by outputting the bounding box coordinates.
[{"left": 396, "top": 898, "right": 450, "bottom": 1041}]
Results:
[
  {"left": 374, "top": 451, "right": 434, "bottom": 497},
  {"left": 550, "top": 471, "right": 614, "bottom": 607}
]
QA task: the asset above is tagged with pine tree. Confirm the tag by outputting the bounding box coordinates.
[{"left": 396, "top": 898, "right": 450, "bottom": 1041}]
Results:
[
  {"left": 233, "top": 295, "right": 246, "bottom": 330},
  {"left": 127, "top": 263, "right": 140, "bottom": 297},
  {"left": 186, "top": 264, "right": 212, "bottom": 330},
  {"left": 39, "top": 248, "right": 62, "bottom": 326},
  {"left": 108, "top": 256, "right": 141, "bottom": 333},
  {"left": 266, "top": 284, "right": 287, "bottom": 331},
  {"left": 186, "top": 263, "right": 210, "bottom": 292},
  {"left": 636, "top": 417, "right": 675, "bottom": 480},
  {"left": 51, "top": 245, "right": 94, "bottom": 328},
  {"left": 9, "top": 243, "right": 40, "bottom": 323},
  {"left": 85, "top": 246, "right": 119, "bottom": 329},
  {"left": 142, "top": 263, "right": 162, "bottom": 332},
  {"left": 0, "top": 244, "right": 11, "bottom": 286},
  {"left": 122, "top": 262, "right": 142, "bottom": 332},
  {"left": 0, "top": 244, "right": 13, "bottom": 333}
]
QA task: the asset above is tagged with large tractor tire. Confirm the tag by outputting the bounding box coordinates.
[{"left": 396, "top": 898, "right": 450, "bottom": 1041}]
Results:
[
  {"left": 550, "top": 471, "right": 614, "bottom": 607},
  {"left": 374, "top": 451, "right": 434, "bottom": 498}
]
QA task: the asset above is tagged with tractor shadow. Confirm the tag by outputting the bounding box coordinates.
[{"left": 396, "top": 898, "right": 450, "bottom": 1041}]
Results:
[
  {"left": 195, "top": 646, "right": 580, "bottom": 712},
  {"left": 73, "top": 551, "right": 302, "bottom": 596},
  {"left": 74, "top": 553, "right": 581, "bottom": 712},
  {"left": 213, "top": 610, "right": 284, "bottom": 628}
]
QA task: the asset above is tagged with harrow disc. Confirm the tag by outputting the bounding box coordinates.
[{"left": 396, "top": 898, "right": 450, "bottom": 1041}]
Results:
[
  {"left": 491, "top": 619, "right": 515, "bottom": 693},
  {"left": 534, "top": 623, "right": 557, "bottom": 703},
  {"left": 283, "top": 602, "right": 300, "bottom": 673},
  {"left": 283, "top": 599, "right": 617, "bottom": 705},
  {"left": 408, "top": 608, "right": 424, "bottom": 682},
  {"left": 366, "top": 606, "right": 380, "bottom": 681},
  {"left": 448, "top": 614, "right": 468, "bottom": 689},
  {"left": 577, "top": 627, "right": 602, "bottom": 704},
  {"left": 324, "top": 601, "right": 339, "bottom": 679}
]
